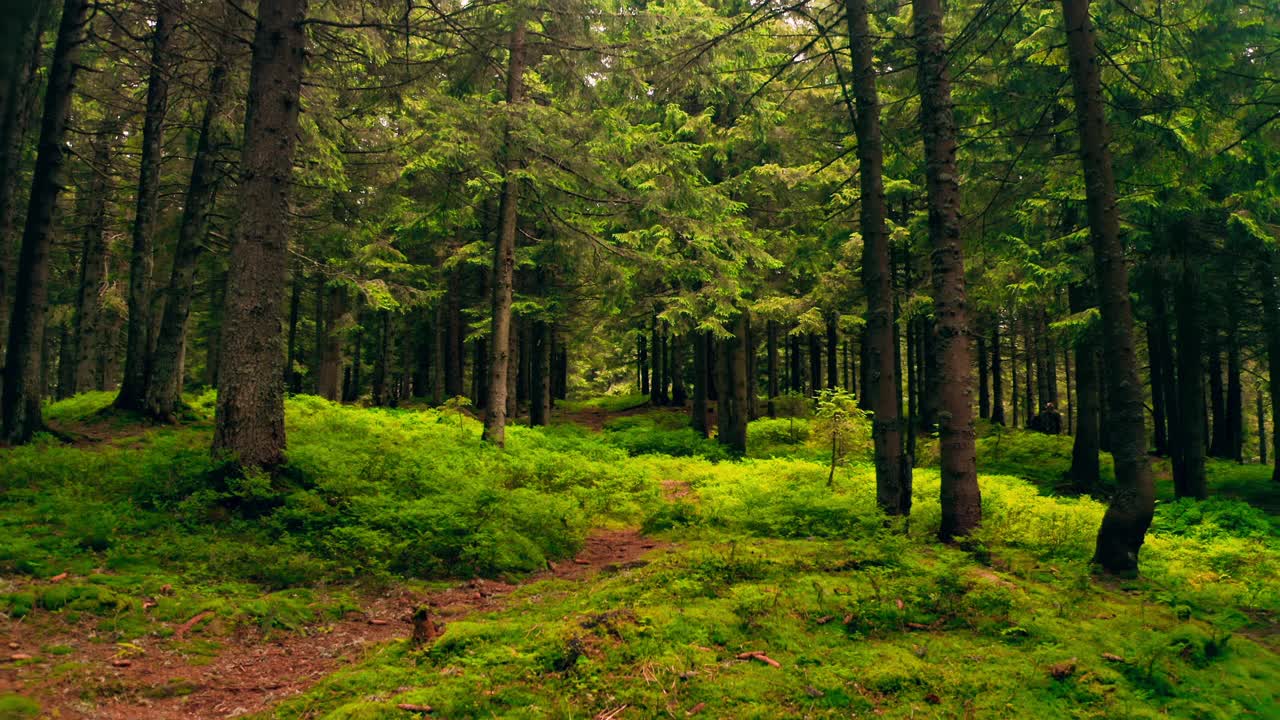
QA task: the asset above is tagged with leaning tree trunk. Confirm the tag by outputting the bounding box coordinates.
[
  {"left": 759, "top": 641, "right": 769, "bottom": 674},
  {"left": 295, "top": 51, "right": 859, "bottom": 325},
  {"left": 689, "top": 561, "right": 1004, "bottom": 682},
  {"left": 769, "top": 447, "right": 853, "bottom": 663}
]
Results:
[
  {"left": 481, "top": 18, "right": 527, "bottom": 446},
  {"left": 1068, "top": 283, "right": 1101, "bottom": 494},
  {"left": 1061, "top": 0, "right": 1155, "bottom": 573},
  {"left": 914, "top": 0, "right": 979, "bottom": 540},
  {"left": 847, "top": 0, "right": 910, "bottom": 515},
  {"left": 1, "top": 0, "right": 90, "bottom": 444},
  {"left": 211, "top": 0, "right": 308, "bottom": 469},
  {"left": 145, "top": 15, "right": 235, "bottom": 418},
  {"left": 117, "top": 0, "right": 179, "bottom": 411}
]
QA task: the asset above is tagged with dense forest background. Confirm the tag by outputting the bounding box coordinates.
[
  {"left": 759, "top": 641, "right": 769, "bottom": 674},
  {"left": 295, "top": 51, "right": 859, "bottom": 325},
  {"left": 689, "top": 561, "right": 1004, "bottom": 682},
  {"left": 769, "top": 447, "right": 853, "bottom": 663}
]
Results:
[
  {"left": 4, "top": 0, "right": 1278, "bottom": 565},
  {"left": 2, "top": 0, "right": 1280, "bottom": 716}
]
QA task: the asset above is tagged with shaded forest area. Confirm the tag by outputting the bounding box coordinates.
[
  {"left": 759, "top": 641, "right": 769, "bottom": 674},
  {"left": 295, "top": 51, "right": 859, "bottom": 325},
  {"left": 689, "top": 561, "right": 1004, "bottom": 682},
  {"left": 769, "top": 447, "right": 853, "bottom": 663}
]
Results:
[{"left": 1, "top": 0, "right": 1279, "bottom": 717}]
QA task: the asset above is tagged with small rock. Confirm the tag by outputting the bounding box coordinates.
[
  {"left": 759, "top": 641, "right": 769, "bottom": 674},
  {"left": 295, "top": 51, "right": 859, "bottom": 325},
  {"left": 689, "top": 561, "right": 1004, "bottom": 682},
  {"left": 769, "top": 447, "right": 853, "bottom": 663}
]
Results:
[
  {"left": 368, "top": 618, "right": 389, "bottom": 626},
  {"left": 1049, "top": 658, "right": 1078, "bottom": 679},
  {"left": 111, "top": 659, "right": 132, "bottom": 668},
  {"left": 9, "top": 653, "right": 33, "bottom": 661},
  {"left": 7, "top": 642, "right": 18, "bottom": 650}
]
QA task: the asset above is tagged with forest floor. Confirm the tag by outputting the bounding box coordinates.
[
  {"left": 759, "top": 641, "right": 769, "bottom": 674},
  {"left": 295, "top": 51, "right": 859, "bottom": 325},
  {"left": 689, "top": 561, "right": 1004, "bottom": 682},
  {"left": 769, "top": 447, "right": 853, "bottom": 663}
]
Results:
[
  {"left": 3, "top": 529, "right": 664, "bottom": 719},
  {"left": 2, "top": 392, "right": 1278, "bottom": 719}
]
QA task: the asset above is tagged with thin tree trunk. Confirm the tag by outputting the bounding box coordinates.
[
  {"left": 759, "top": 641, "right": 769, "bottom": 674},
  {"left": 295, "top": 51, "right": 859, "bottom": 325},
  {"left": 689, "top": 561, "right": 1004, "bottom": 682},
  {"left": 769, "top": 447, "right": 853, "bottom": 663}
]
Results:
[
  {"left": 117, "top": 0, "right": 179, "bottom": 411},
  {"left": 671, "top": 333, "right": 687, "bottom": 406},
  {"left": 977, "top": 331, "right": 990, "bottom": 420},
  {"left": 2, "top": 0, "right": 90, "bottom": 443},
  {"left": 1226, "top": 307, "right": 1243, "bottom": 462},
  {"left": 789, "top": 332, "right": 802, "bottom": 393},
  {"left": 766, "top": 319, "right": 778, "bottom": 416},
  {"left": 1208, "top": 326, "right": 1228, "bottom": 458},
  {"left": 1064, "top": 340, "right": 1073, "bottom": 434},
  {"left": 1068, "top": 283, "right": 1101, "bottom": 493},
  {"left": 638, "top": 332, "right": 648, "bottom": 395},
  {"left": 691, "top": 330, "right": 709, "bottom": 437},
  {"left": 847, "top": 0, "right": 910, "bottom": 514},
  {"left": 372, "top": 311, "right": 390, "bottom": 406},
  {"left": 145, "top": 16, "right": 235, "bottom": 418},
  {"left": 506, "top": 317, "right": 518, "bottom": 418},
  {"left": 1148, "top": 319, "right": 1168, "bottom": 457},
  {"left": 826, "top": 312, "right": 838, "bottom": 390},
  {"left": 1010, "top": 326, "right": 1019, "bottom": 428},
  {"left": 71, "top": 136, "right": 114, "bottom": 395},
  {"left": 1257, "top": 384, "right": 1267, "bottom": 466},
  {"left": 991, "top": 323, "right": 1004, "bottom": 424},
  {"left": 915, "top": 0, "right": 979, "bottom": 540},
  {"left": 1259, "top": 251, "right": 1280, "bottom": 482},
  {"left": 1173, "top": 226, "right": 1207, "bottom": 499},
  {"left": 211, "top": 0, "right": 308, "bottom": 469},
  {"left": 649, "top": 315, "right": 661, "bottom": 405},
  {"left": 808, "top": 332, "right": 822, "bottom": 396},
  {"left": 285, "top": 270, "right": 302, "bottom": 393},
  {"left": 1061, "top": 0, "right": 1155, "bottom": 572},
  {"left": 530, "top": 320, "right": 551, "bottom": 426}
]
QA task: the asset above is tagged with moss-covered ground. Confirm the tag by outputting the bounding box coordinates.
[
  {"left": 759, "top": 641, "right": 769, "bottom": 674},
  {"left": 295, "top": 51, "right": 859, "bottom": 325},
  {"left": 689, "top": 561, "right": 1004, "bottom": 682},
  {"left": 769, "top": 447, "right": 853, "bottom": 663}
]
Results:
[{"left": 1, "top": 392, "right": 1276, "bottom": 718}]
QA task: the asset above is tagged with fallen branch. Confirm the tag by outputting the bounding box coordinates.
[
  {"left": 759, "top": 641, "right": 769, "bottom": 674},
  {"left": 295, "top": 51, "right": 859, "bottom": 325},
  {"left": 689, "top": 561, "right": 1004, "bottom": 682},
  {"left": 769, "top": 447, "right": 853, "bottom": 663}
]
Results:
[
  {"left": 735, "top": 651, "right": 781, "bottom": 668},
  {"left": 174, "top": 611, "right": 214, "bottom": 639}
]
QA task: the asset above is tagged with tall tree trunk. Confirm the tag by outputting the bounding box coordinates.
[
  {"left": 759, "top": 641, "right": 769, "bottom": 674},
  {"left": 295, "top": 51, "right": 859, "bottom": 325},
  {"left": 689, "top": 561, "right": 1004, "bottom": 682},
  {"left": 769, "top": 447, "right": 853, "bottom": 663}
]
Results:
[
  {"left": 715, "top": 312, "right": 750, "bottom": 455},
  {"left": 991, "top": 323, "right": 1004, "bottom": 424},
  {"left": 285, "top": 270, "right": 302, "bottom": 393},
  {"left": 146, "top": 17, "right": 235, "bottom": 418},
  {"left": 372, "top": 311, "right": 390, "bottom": 406},
  {"left": 1148, "top": 319, "right": 1168, "bottom": 457},
  {"left": 977, "top": 331, "right": 990, "bottom": 420},
  {"left": 1259, "top": 251, "right": 1280, "bottom": 482},
  {"left": 211, "top": 0, "right": 308, "bottom": 469},
  {"left": 919, "top": 317, "right": 939, "bottom": 432},
  {"left": 789, "top": 332, "right": 802, "bottom": 393},
  {"left": 1208, "top": 327, "right": 1228, "bottom": 458},
  {"left": 1010, "top": 326, "right": 1019, "bottom": 427},
  {"left": 1226, "top": 308, "right": 1243, "bottom": 462},
  {"left": 2, "top": 0, "right": 90, "bottom": 443},
  {"left": 1068, "top": 283, "right": 1101, "bottom": 493},
  {"left": 505, "top": 318, "right": 519, "bottom": 418},
  {"left": 530, "top": 320, "right": 551, "bottom": 426},
  {"left": 1173, "top": 227, "right": 1207, "bottom": 499},
  {"left": 638, "top": 332, "right": 648, "bottom": 395},
  {"left": 671, "top": 333, "right": 687, "bottom": 406},
  {"left": 649, "top": 316, "right": 661, "bottom": 405},
  {"left": 847, "top": 0, "right": 910, "bottom": 514},
  {"left": 1257, "top": 384, "right": 1267, "bottom": 466},
  {"left": 915, "top": 0, "right": 979, "bottom": 540},
  {"left": 1063, "top": 341, "right": 1073, "bottom": 434},
  {"left": 481, "top": 18, "right": 526, "bottom": 446},
  {"left": 691, "top": 330, "right": 709, "bottom": 437},
  {"left": 0, "top": 0, "right": 48, "bottom": 367},
  {"left": 1061, "top": 0, "right": 1155, "bottom": 572},
  {"left": 1023, "top": 316, "right": 1034, "bottom": 422},
  {"left": 71, "top": 136, "right": 114, "bottom": 395},
  {"left": 808, "top": 332, "right": 822, "bottom": 396},
  {"left": 117, "top": 0, "right": 179, "bottom": 411},
  {"left": 317, "top": 284, "right": 344, "bottom": 400},
  {"left": 825, "top": 313, "right": 838, "bottom": 390},
  {"left": 766, "top": 319, "right": 778, "bottom": 416},
  {"left": 658, "top": 322, "right": 670, "bottom": 405}
]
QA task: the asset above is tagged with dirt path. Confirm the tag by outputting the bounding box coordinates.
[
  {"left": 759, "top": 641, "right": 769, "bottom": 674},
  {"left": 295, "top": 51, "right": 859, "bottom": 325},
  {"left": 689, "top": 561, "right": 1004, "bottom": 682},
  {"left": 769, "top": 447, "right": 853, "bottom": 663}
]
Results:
[{"left": 2, "top": 529, "right": 665, "bottom": 719}]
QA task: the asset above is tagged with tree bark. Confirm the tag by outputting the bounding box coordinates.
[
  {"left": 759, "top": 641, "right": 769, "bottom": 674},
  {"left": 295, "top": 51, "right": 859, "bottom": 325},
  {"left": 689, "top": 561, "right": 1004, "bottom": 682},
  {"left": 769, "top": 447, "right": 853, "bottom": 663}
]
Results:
[
  {"left": 372, "top": 311, "right": 390, "bottom": 406},
  {"left": 977, "top": 331, "right": 990, "bottom": 420},
  {"left": 317, "top": 283, "right": 345, "bottom": 400},
  {"left": 1208, "top": 326, "right": 1228, "bottom": 458},
  {"left": 671, "top": 333, "right": 687, "bottom": 405},
  {"left": 691, "top": 330, "right": 709, "bottom": 437},
  {"left": 991, "top": 323, "right": 1004, "bottom": 424},
  {"left": 70, "top": 135, "right": 115, "bottom": 395},
  {"left": 788, "top": 331, "right": 802, "bottom": 393},
  {"left": 0, "top": 0, "right": 48, "bottom": 368},
  {"left": 1259, "top": 251, "right": 1280, "bottom": 482},
  {"left": 1068, "top": 283, "right": 1101, "bottom": 493},
  {"left": 847, "top": 0, "right": 910, "bottom": 514},
  {"left": 117, "top": 0, "right": 180, "bottom": 411},
  {"left": 146, "top": 15, "right": 235, "bottom": 417},
  {"left": 2, "top": 0, "right": 89, "bottom": 443},
  {"left": 480, "top": 17, "right": 526, "bottom": 445},
  {"left": 1172, "top": 225, "right": 1206, "bottom": 499},
  {"left": 807, "top": 332, "right": 822, "bottom": 396},
  {"left": 766, "top": 320, "right": 779, "bottom": 416},
  {"left": 914, "top": 0, "right": 979, "bottom": 540},
  {"left": 211, "top": 0, "right": 308, "bottom": 468},
  {"left": 825, "top": 312, "right": 838, "bottom": 390},
  {"left": 1226, "top": 307, "right": 1243, "bottom": 462},
  {"left": 638, "top": 332, "right": 648, "bottom": 395},
  {"left": 530, "top": 320, "right": 551, "bottom": 426},
  {"left": 715, "top": 312, "right": 750, "bottom": 455},
  {"left": 1061, "top": 0, "right": 1155, "bottom": 572}
]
